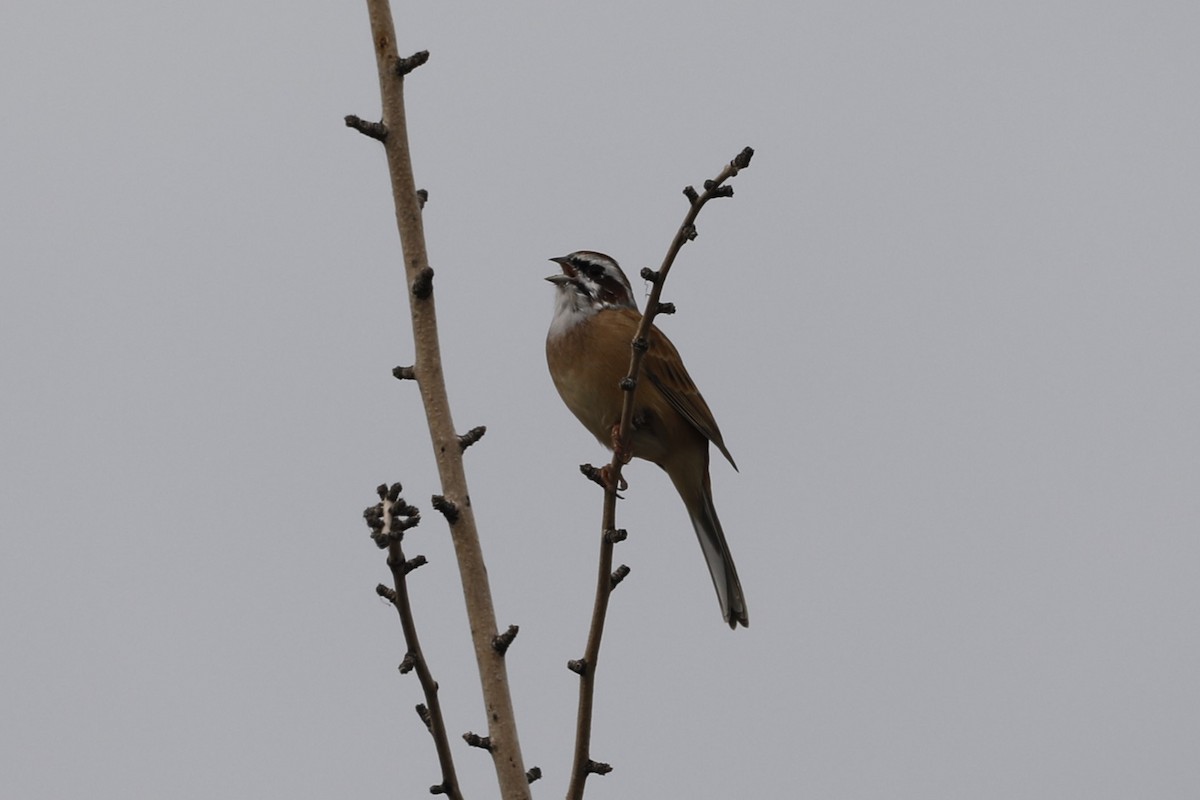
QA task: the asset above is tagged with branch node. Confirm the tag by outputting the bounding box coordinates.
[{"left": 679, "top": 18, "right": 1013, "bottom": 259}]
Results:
[
  {"left": 399, "top": 512, "right": 422, "bottom": 530},
  {"left": 463, "top": 731, "right": 494, "bottom": 751},
  {"left": 639, "top": 266, "right": 661, "bottom": 284},
  {"left": 364, "top": 505, "right": 385, "bottom": 532},
  {"left": 344, "top": 114, "right": 387, "bottom": 141},
  {"left": 619, "top": 377, "right": 637, "bottom": 391},
  {"left": 683, "top": 185, "right": 699, "bottom": 204},
  {"left": 416, "top": 188, "right": 428, "bottom": 209},
  {"left": 368, "top": 516, "right": 389, "bottom": 548},
  {"left": 526, "top": 766, "right": 543, "bottom": 784},
  {"left": 581, "top": 463, "right": 627, "bottom": 495},
  {"left": 429, "top": 782, "right": 450, "bottom": 796},
  {"left": 731, "top": 145, "right": 755, "bottom": 171},
  {"left": 682, "top": 223, "right": 698, "bottom": 241},
  {"left": 376, "top": 583, "right": 398, "bottom": 603},
  {"left": 610, "top": 564, "right": 631, "bottom": 588},
  {"left": 587, "top": 760, "right": 613, "bottom": 776},
  {"left": 415, "top": 703, "right": 433, "bottom": 731},
  {"left": 579, "top": 464, "right": 607, "bottom": 490},
  {"left": 394, "top": 511, "right": 421, "bottom": 531},
  {"left": 567, "top": 658, "right": 588, "bottom": 675},
  {"left": 656, "top": 301, "right": 676, "bottom": 315},
  {"left": 395, "top": 49, "right": 430, "bottom": 76},
  {"left": 398, "top": 652, "right": 417, "bottom": 674},
  {"left": 631, "top": 337, "right": 648, "bottom": 353},
  {"left": 402, "top": 554, "right": 428, "bottom": 575},
  {"left": 430, "top": 494, "right": 460, "bottom": 524},
  {"left": 412, "top": 266, "right": 435, "bottom": 299},
  {"left": 457, "top": 425, "right": 487, "bottom": 452},
  {"left": 492, "top": 624, "right": 519, "bottom": 655},
  {"left": 604, "top": 528, "right": 628, "bottom": 544},
  {"left": 393, "top": 365, "right": 416, "bottom": 381},
  {"left": 367, "top": 490, "right": 421, "bottom": 548}
]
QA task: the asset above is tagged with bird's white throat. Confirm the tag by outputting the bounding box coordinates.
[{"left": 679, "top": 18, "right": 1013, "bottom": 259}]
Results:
[{"left": 547, "top": 285, "right": 598, "bottom": 340}]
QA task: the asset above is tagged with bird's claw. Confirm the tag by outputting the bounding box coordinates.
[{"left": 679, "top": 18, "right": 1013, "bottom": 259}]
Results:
[{"left": 598, "top": 464, "right": 628, "bottom": 495}]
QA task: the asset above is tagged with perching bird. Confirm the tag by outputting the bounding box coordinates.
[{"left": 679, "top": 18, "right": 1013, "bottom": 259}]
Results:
[{"left": 545, "top": 250, "right": 748, "bottom": 628}]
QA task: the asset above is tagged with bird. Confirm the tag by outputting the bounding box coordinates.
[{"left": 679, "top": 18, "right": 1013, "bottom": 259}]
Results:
[{"left": 545, "top": 250, "right": 748, "bottom": 629}]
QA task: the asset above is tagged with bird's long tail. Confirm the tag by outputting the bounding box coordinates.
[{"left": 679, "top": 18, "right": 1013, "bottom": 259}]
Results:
[{"left": 681, "top": 473, "right": 749, "bottom": 629}]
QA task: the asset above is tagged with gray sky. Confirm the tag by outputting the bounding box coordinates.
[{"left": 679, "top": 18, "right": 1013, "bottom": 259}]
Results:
[{"left": 3, "top": 2, "right": 1198, "bottom": 798}]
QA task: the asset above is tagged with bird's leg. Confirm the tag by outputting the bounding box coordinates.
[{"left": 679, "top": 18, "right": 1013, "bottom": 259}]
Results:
[
  {"left": 610, "top": 422, "right": 633, "bottom": 465},
  {"left": 599, "top": 423, "right": 630, "bottom": 492}
]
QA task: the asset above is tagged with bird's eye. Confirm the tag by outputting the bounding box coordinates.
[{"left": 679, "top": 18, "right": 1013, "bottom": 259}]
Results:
[{"left": 571, "top": 257, "right": 601, "bottom": 278}]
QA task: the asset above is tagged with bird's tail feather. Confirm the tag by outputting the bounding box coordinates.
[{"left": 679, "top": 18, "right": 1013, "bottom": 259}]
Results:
[{"left": 687, "top": 479, "right": 748, "bottom": 629}]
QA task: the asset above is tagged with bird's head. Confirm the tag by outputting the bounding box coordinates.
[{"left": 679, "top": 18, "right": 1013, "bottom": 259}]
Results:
[{"left": 546, "top": 251, "right": 638, "bottom": 315}]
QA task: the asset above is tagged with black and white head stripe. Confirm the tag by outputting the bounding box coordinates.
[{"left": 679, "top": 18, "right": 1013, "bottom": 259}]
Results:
[{"left": 555, "top": 251, "right": 637, "bottom": 309}]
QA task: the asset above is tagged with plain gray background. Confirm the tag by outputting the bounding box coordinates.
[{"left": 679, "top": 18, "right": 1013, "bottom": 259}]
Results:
[{"left": 3, "top": 2, "right": 1198, "bottom": 797}]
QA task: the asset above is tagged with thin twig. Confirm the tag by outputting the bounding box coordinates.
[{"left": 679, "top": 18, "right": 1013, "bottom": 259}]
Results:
[
  {"left": 384, "top": 549, "right": 461, "bottom": 796},
  {"left": 366, "top": 486, "right": 462, "bottom": 800},
  {"left": 565, "top": 147, "right": 754, "bottom": 800}
]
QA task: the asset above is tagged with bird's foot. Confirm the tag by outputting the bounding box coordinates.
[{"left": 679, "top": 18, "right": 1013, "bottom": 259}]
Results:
[{"left": 598, "top": 464, "right": 628, "bottom": 494}]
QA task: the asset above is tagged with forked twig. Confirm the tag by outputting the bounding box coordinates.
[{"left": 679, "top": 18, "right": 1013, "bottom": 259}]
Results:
[{"left": 566, "top": 148, "right": 754, "bottom": 799}]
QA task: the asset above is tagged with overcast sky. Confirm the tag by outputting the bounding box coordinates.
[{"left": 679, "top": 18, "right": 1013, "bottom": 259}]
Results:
[{"left": 3, "top": 2, "right": 1198, "bottom": 798}]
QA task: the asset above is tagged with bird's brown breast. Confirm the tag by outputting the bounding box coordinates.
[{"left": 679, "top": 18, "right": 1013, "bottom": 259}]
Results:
[
  {"left": 546, "top": 307, "right": 711, "bottom": 469},
  {"left": 546, "top": 308, "right": 638, "bottom": 445}
]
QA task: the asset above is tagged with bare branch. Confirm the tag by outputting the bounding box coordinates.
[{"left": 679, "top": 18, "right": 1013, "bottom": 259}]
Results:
[
  {"left": 365, "top": 488, "right": 461, "bottom": 800},
  {"left": 566, "top": 147, "right": 755, "bottom": 800},
  {"left": 358, "top": 2, "right": 529, "bottom": 796}
]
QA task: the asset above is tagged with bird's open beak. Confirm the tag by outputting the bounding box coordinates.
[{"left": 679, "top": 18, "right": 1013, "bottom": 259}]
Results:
[{"left": 546, "top": 255, "right": 576, "bottom": 284}]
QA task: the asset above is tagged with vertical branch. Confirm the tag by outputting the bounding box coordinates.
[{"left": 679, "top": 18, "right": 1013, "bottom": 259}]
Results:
[
  {"left": 352, "top": 2, "right": 530, "bottom": 798},
  {"left": 566, "top": 148, "right": 754, "bottom": 800}
]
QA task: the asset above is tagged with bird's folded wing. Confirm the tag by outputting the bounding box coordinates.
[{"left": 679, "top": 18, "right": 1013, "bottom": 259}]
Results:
[{"left": 644, "top": 331, "right": 738, "bottom": 471}]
